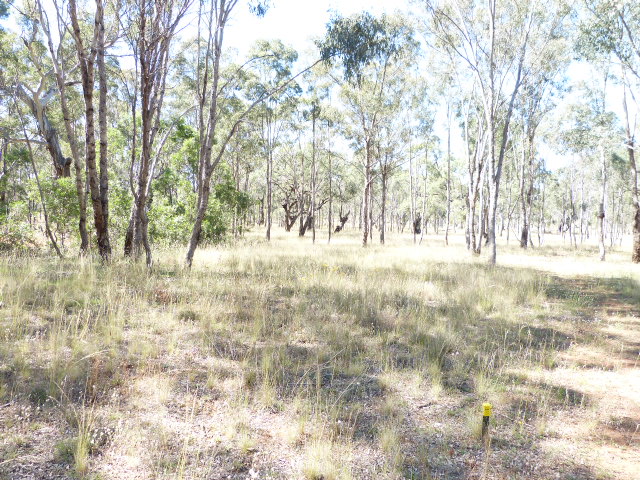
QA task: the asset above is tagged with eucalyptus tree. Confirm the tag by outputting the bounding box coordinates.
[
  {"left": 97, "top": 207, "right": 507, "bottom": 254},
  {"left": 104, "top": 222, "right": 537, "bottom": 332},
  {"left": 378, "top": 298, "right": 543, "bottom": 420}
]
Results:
[
  {"left": 515, "top": 21, "right": 570, "bottom": 249},
  {"left": 425, "top": 0, "right": 569, "bottom": 264},
  {"left": 121, "top": 0, "right": 192, "bottom": 266},
  {"left": 184, "top": 0, "right": 318, "bottom": 266},
  {"left": 579, "top": 0, "right": 640, "bottom": 261},
  {"left": 376, "top": 108, "right": 419, "bottom": 244},
  {"left": 245, "top": 39, "right": 300, "bottom": 241},
  {"left": 319, "top": 12, "right": 416, "bottom": 246},
  {"left": 67, "top": 0, "right": 116, "bottom": 259},
  {"left": 558, "top": 78, "right": 619, "bottom": 260},
  {"left": 33, "top": 0, "right": 90, "bottom": 251}
]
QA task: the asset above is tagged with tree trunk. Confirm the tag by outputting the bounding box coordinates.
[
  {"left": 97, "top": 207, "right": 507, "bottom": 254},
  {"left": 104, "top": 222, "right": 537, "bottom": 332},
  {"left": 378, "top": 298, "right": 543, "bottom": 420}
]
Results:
[
  {"left": 328, "top": 151, "right": 332, "bottom": 244},
  {"left": 37, "top": 3, "right": 90, "bottom": 252},
  {"left": 445, "top": 104, "right": 451, "bottom": 246},
  {"left": 311, "top": 108, "right": 317, "bottom": 244},
  {"left": 409, "top": 133, "right": 416, "bottom": 245},
  {"left": 362, "top": 137, "right": 372, "bottom": 247},
  {"left": 419, "top": 147, "right": 428, "bottom": 245},
  {"left": 266, "top": 144, "right": 273, "bottom": 241},
  {"left": 598, "top": 144, "right": 607, "bottom": 261},
  {"left": 15, "top": 85, "right": 71, "bottom": 179},
  {"left": 380, "top": 164, "right": 387, "bottom": 245},
  {"left": 69, "top": 0, "right": 111, "bottom": 260},
  {"left": 186, "top": 172, "right": 212, "bottom": 267},
  {"left": 96, "top": 4, "right": 111, "bottom": 259}
]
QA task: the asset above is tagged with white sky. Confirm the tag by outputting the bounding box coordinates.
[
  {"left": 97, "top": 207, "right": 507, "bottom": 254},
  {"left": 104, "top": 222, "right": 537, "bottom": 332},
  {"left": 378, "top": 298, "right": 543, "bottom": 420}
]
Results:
[{"left": 223, "top": 0, "right": 401, "bottom": 57}]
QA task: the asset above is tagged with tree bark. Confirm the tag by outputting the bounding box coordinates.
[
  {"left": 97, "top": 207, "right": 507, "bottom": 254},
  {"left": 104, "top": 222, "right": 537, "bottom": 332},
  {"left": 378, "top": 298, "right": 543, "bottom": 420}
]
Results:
[
  {"left": 266, "top": 147, "right": 273, "bottom": 241},
  {"left": 69, "top": 0, "right": 111, "bottom": 260},
  {"left": 311, "top": 107, "right": 317, "bottom": 244},
  {"left": 15, "top": 85, "right": 71, "bottom": 179},
  {"left": 598, "top": 143, "right": 607, "bottom": 261},
  {"left": 16, "top": 105, "right": 63, "bottom": 258},
  {"left": 621, "top": 81, "right": 640, "bottom": 262},
  {"left": 362, "top": 137, "right": 372, "bottom": 247},
  {"left": 96, "top": 1, "right": 111, "bottom": 259},
  {"left": 380, "top": 163, "right": 387, "bottom": 245},
  {"left": 445, "top": 103, "right": 452, "bottom": 246}
]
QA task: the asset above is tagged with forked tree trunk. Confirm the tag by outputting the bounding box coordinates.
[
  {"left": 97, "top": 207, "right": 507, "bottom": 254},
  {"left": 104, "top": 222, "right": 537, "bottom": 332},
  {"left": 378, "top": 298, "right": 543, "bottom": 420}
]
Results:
[
  {"left": 125, "top": 0, "right": 188, "bottom": 266},
  {"left": 15, "top": 85, "right": 71, "bottom": 179},
  {"left": 69, "top": 0, "right": 111, "bottom": 260}
]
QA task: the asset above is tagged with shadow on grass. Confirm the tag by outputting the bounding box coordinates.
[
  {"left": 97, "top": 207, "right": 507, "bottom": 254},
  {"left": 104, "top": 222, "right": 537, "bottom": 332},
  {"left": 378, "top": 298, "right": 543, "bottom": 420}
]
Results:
[
  {"left": 1, "top": 254, "right": 635, "bottom": 479},
  {"left": 546, "top": 275, "right": 640, "bottom": 316}
]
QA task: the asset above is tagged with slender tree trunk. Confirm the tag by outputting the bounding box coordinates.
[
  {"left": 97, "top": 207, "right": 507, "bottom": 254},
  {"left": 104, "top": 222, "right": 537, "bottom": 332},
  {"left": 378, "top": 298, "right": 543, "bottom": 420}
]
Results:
[
  {"left": 419, "top": 147, "right": 428, "bottom": 245},
  {"left": 519, "top": 133, "right": 528, "bottom": 249},
  {"left": 266, "top": 147, "right": 273, "bottom": 241},
  {"left": 445, "top": 104, "right": 451, "bottom": 246},
  {"left": 186, "top": 171, "right": 212, "bottom": 266},
  {"left": 380, "top": 164, "right": 387, "bottom": 245},
  {"left": 409, "top": 133, "right": 416, "bottom": 244},
  {"left": 38, "top": 2, "right": 89, "bottom": 252},
  {"left": 622, "top": 82, "right": 640, "bottom": 262},
  {"left": 598, "top": 143, "right": 607, "bottom": 261},
  {"left": 311, "top": 109, "right": 317, "bottom": 244},
  {"left": 328, "top": 151, "right": 332, "bottom": 244},
  {"left": 96, "top": 3, "right": 111, "bottom": 259},
  {"left": 362, "top": 137, "right": 372, "bottom": 247}
]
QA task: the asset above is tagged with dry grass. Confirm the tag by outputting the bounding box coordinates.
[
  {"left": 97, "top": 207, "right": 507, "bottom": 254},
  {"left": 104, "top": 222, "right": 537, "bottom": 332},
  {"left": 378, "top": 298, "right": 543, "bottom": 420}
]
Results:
[{"left": 0, "top": 229, "right": 638, "bottom": 479}]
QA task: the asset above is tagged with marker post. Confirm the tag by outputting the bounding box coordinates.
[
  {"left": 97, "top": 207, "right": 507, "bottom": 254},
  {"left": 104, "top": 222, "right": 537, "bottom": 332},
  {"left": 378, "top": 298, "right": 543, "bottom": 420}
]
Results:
[
  {"left": 481, "top": 402, "right": 492, "bottom": 444},
  {"left": 481, "top": 402, "right": 493, "bottom": 477}
]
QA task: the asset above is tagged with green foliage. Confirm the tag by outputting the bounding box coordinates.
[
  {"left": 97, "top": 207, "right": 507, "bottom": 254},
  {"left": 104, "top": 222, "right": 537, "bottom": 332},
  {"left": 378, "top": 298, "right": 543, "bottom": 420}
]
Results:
[
  {"left": 318, "top": 12, "right": 414, "bottom": 84},
  {"left": 27, "top": 177, "right": 79, "bottom": 240},
  {"left": 148, "top": 164, "right": 251, "bottom": 245},
  {"left": 578, "top": 1, "right": 640, "bottom": 64},
  {"left": 109, "top": 184, "right": 133, "bottom": 242},
  {"left": 0, "top": 220, "right": 38, "bottom": 253}
]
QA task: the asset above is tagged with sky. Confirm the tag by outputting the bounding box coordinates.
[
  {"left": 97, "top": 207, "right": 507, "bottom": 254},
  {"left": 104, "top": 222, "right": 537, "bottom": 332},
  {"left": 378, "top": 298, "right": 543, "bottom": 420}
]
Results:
[
  {"left": 222, "top": 0, "right": 402, "bottom": 57},
  {"left": 3, "top": 0, "right": 631, "bottom": 172}
]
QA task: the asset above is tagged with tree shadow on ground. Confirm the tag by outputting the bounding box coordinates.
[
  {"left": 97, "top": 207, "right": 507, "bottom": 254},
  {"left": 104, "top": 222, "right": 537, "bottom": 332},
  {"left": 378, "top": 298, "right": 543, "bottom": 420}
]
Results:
[
  {"left": 545, "top": 275, "right": 640, "bottom": 317},
  {"left": 2, "top": 257, "right": 638, "bottom": 479}
]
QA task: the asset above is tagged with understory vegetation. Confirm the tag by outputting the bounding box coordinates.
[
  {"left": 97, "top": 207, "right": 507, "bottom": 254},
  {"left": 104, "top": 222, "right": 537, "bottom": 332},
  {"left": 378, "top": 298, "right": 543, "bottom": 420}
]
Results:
[{"left": 1, "top": 232, "right": 638, "bottom": 479}]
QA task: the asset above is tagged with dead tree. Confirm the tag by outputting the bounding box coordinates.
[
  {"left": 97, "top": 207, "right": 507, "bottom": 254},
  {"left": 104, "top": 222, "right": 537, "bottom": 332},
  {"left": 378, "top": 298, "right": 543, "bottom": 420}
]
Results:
[
  {"left": 334, "top": 209, "right": 350, "bottom": 233},
  {"left": 281, "top": 186, "right": 300, "bottom": 231},
  {"left": 413, "top": 214, "right": 421, "bottom": 235}
]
